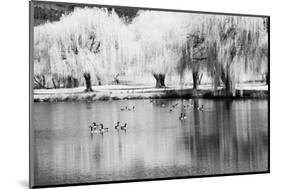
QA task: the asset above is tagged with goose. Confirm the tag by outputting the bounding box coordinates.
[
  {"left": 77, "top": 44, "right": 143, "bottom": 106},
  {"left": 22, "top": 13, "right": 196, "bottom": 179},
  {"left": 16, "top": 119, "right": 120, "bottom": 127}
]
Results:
[
  {"left": 89, "top": 122, "right": 98, "bottom": 131},
  {"left": 132, "top": 106, "right": 136, "bottom": 111},
  {"left": 120, "top": 107, "right": 125, "bottom": 111},
  {"left": 89, "top": 125, "right": 95, "bottom": 134},
  {"left": 171, "top": 103, "right": 179, "bottom": 108},
  {"left": 99, "top": 127, "right": 109, "bottom": 134},
  {"left": 89, "top": 125, "right": 99, "bottom": 134},
  {"left": 198, "top": 105, "right": 204, "bottom": 111},
  {"left": 179, "top": 113, "right": 184, "bottom": 121},
  {"left": 115, "top": 121, "right": 121, "bottom": 130},
  {"left": 120, "top": 123, "right": 127, "bottom": 131},
  {"left": 99, "top": 124, "right": 109, "bottom": 134},
  {"left": 179, "top": 113, "right": 187, "bottom": 121}
]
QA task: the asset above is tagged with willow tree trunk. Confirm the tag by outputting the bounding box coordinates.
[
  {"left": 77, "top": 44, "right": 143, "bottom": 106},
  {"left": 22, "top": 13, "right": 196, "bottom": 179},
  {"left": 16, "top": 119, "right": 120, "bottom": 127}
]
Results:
[
  {"left": 73, "top": 78, "right": 79, "bottom": 87},
  {"left": 192, "top": 71, "right": 199, "bottom": 89},
  {"left": 96, "top": 76, "right": 102, "bottom": 86},
  {"left": 52, "top": 78, "right": 57, "bottom": 89},
  {"left": 153, "top": 73, "right": 166, "bottom": 88},
  {"left": 66, "top": 76, "right": 73, "bottom": 88},
  {"left": 222, "top": 69, "right": 235, "bottom": 97},
  {"left": 83, "top": 73, "right": 93, "bottom": 92}
]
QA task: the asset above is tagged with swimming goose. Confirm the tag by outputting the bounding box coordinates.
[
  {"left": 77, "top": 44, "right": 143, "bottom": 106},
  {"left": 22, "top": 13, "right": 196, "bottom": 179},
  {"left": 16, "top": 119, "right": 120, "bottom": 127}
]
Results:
[
  {"left": 115, "top": 121, "right": 121, "bottom": 130},
  {"left": 120, "top": 123, "right": 127, "bottom": 131},
  {"left": 99, "top": 124, "right": 109, "bottom": 134},
  {"left": 179, "top": 113, "right": 187, "bottom": 121},
  {"left": 89, "top": 124, "right": 99, "bottom": 134},
  {"left": 171, "top": 103, "right": 178, "bottom": 108},
  {"left": 198, "top": 105, "right": 204, "bottom": 111},
  {"left": 89, "top": 125, "right": 94, "bottom": 134},
  {"left": 90, "top": 122, "right": 99, "bottom": 129},
  {"left": 99, "top": 127, "right": 109, "bottom": 134}
]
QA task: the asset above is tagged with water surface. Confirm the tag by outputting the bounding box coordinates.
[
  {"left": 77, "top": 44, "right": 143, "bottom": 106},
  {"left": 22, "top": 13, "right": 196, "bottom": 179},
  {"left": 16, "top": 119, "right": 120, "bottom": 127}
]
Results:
[{"left": 32, "top": 99, "right": 268, "bottom": 186}]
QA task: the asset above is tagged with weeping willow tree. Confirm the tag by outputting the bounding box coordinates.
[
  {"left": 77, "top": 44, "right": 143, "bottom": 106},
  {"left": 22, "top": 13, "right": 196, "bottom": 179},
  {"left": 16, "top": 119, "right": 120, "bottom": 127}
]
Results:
[
  {"left": 130, "top": 11, "right": 186, "bottom": 88},
  {"left": 34, "top": 7, "right": 136, "bottom": 91},
  {"left": 202, "top": 15, "right": 268, "bottom": 96},
  {"left": 34, "top": 34, "right": 51, "bottom": 88},
  {"left": 177, "top": 14, "right": 209, "bottom": 90}
]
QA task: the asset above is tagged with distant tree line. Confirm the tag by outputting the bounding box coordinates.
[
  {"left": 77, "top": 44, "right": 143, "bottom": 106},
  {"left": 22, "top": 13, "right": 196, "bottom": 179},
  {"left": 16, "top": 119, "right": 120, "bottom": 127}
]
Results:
[{"left": 33, "top": 2, "right": 138, "bottom": 26}]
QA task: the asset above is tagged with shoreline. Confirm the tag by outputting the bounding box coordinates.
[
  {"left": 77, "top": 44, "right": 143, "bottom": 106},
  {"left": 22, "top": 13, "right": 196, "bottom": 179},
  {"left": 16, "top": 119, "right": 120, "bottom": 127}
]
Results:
[{"left": 33, "top": 84, "right": 268, "bottom": 102}]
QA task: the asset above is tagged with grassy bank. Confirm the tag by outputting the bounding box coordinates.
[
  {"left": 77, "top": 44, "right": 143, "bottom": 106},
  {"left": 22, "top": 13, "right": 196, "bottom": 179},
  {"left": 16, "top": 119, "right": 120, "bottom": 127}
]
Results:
[{"left": 33, "top": 83, "right": 268, "bottom": 102}]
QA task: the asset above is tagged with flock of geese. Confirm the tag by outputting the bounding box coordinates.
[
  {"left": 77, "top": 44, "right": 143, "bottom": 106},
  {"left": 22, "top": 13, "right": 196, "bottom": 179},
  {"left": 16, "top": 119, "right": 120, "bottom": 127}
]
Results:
[
  {"left": 89, "top": 121, "right": 127, "bottom": 135},
  {"left": 149, "top": 98, "right": 204, "bottom": 121},
  {"left": 89, "top": 98, "right": 204, "bottom": 135}
]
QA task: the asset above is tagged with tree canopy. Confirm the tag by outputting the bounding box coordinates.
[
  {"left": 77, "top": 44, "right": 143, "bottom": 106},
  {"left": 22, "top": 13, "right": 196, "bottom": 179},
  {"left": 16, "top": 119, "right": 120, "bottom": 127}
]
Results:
[{"left": 34, "top": 6, "right": 268, "bottom": 93}]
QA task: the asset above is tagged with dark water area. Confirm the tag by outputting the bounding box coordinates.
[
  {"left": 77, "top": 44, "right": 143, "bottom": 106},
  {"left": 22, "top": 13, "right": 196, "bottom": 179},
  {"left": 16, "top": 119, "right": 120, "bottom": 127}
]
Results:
[{"left": 32, "top": 98, "right": 268, "bottom": 186}]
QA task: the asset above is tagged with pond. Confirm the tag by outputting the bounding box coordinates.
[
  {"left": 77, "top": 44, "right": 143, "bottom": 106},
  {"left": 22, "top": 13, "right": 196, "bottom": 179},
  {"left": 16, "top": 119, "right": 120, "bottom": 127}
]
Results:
[{"left": 32, "top": 98, "right": 268, "bottom": 186}]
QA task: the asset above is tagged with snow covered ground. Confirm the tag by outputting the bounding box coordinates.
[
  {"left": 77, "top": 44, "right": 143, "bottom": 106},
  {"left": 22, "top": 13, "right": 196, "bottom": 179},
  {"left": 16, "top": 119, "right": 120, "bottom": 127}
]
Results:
[
  {"left": 34, "top": 83, "right": 268, "bottom": 95},
  {"left": 33, "top": 82, "right": 268, "bottom": 102}
]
